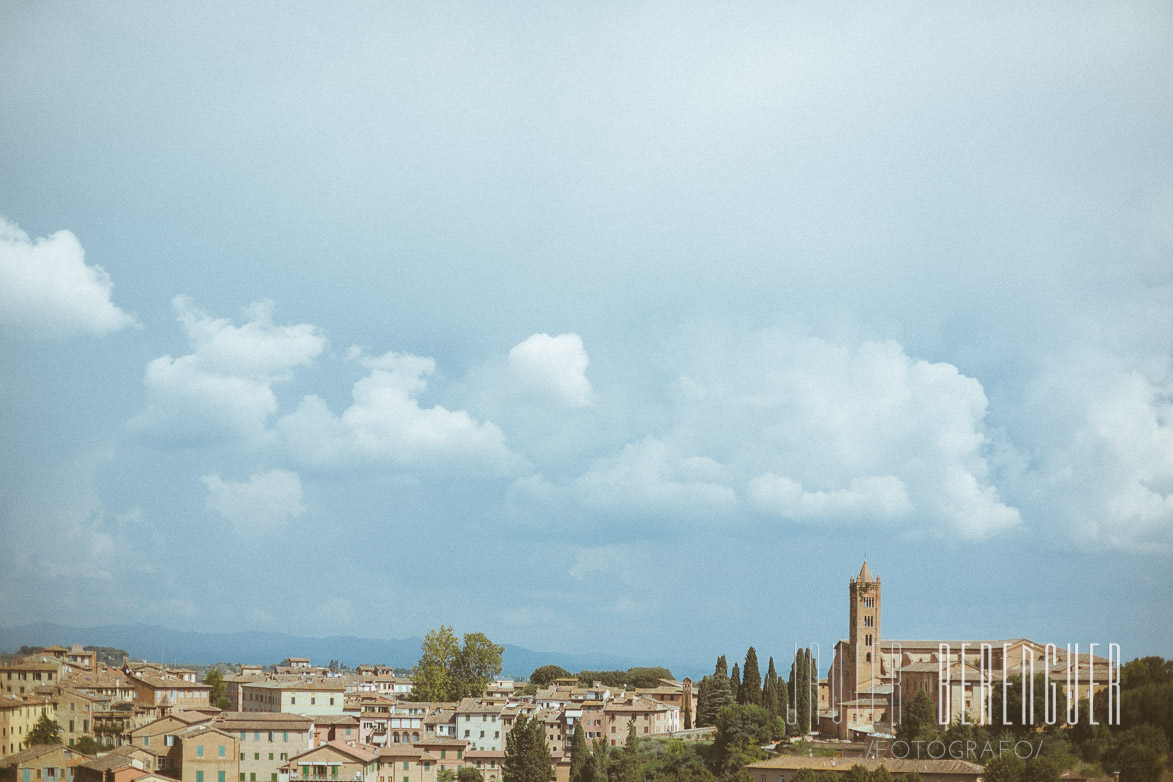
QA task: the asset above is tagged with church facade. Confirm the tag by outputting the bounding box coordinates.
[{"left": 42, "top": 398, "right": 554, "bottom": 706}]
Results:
[{"left": 820, "top": 562, "right": 1108, "bottom": 740}]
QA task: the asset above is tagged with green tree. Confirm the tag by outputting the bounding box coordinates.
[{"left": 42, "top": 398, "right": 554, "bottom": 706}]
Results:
[
  {"left": 790, "top": 770, "right": 819, "bottom": 782},
  {"left": 73, "top": 736, "right": 104, "bottom": 755},
  {"left": 842, "top": 766, "right": 869, "bottom": 782},
  {"left": 619, "top": 722, "right": 641, "bottom": 782},
  {"left": 25, "top": 714, "right": 63, "bottom": 747},
  {"left": 414, "top": 626, "right": 462, "bottom": 701},
  {"left": 455, "top": 632, "right": 505, "bottom": 699},
  {"left": 504, "top": 716, "right": 553, "bottom": 782},
  {"left": 532, "top": 666, "right": 573, "bottom": 687},
  {"left": 683, "top": 686, "right": 693, "bottom": 730},
  {"left": 870, "top": 768, "right": 893, "bottom": 782},
  {"left": 439, "top": 770, "right": 457, "bottom": 782},
  {"left": 414, "top": 627, "right": 504, "bottom": 701},
  {"left": 698, "top": 660, "right": 733, "bottom": 727},
  {"left": 458, "top": 768, "right": 484, "bottom": 782},
  {"left": 730, "top": 664, "right": 741, "bottom": 704},
  {"left": 984, "top": 754, "right": 1025, "bottom": 782},
  {"left": 204, "top": 669, "right": 231, "bottom": 710},
  {"left": 761, "top": 658, "right": 778, "bottom": 721},
  {"left": 739, "top": 649, "right": 761, "bottom": 706},
  {"left": 1116, "top": 743, "right": 1164, "bottom": 782},
  {"left": 712, "top": 705, "right": 771, "bottom": 775},
  {"left": 788, "top": 649, "right": 815, "bottom": 737},
  {"left": 570, "top": 722, "right": 591, "bottom": 782},
  {"left": 897, "top": 690, "right": 936, "bottom": 744}
]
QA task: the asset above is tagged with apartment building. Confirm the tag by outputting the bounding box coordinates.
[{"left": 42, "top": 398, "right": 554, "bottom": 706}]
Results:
[
  {"left": 452, "top": 701, "right": 502, "bottom": 752},
  {"left": 282, "top": 742, "right": 376, "bottom": 782},
  {"left": 240, "top": 684, "right": 344, "bottom": 717},
  {"left": 0, "top": 663, "right": 62, "bottom": 696},
  {"left": 213, "top": 713, "right": 313, "bottom": 782},
  {"left": 0, "top": 745, "right": 90, "bottom": 782},
  {"left": 0, "top": 695, "right": 57, "bottom": 757}
]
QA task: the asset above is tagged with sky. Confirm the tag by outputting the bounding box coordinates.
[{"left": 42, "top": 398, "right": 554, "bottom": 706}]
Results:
[{"left": 1, "top": 1, "right": 1171, "bottom": 675}]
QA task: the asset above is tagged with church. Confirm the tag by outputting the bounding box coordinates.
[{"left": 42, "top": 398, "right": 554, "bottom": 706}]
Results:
[{"left": 820, "top": 562, "right": 1110, "bottom": 740}]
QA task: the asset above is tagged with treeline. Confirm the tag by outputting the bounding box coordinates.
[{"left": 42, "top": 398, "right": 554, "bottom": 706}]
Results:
[
  {"left": 694, "top": 646, "right": 816, "bottom": 736},
  {"left": 893, "top": 655, "right": 1173, "bottom": 782},
  {"left": 528, "top": 665, "right": 675, "bottom": 690}
]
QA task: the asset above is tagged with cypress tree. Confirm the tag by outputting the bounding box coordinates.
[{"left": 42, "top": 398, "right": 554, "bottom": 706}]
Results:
[
  {"left": 740, "top": 647, "right": 761, "bottom": 706},
  {"left": 729, "top": 662, "right": 740, "bottom": 704},
  {"left": 504, "top": 716, "right": 553, "bottom": 782},
  {"left": 683, "top": 685, "right": 692, "bottom": 729},
  {"left": 570, "top": 721, "right": 589, "bottom": 782},
  {"left": 762, "top": 657, "right": 779, "bottom": 720},
  {"left": 698, "top": 658, "right": 733, "bottom": 727},
  {"left": 619, "top": 721, "right": 641, "bottom": 782}
]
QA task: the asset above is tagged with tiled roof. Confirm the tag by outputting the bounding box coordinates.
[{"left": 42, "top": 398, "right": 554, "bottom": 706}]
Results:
[
  {"left": 0, "top": 746, "right": 89, "bottom": 767},
  {"left": 746, "top": 757, "right": 983, "bottom": 775}
]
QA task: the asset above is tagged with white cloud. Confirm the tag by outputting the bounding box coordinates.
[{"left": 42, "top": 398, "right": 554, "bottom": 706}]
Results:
[
  {"left": 668, "top": 333, "right": 1021, "bottom": 539},
  {"left": 130, "top": 297, "right": 325, "bottom": 445},
  {"left": 201, "top": 469, "right": 307, "bottom": 534},
  {"left": 0, "top": 217, "right": 136, "bottom": 337},
  {"left": 277, "top": 347, "right": 523, "bottom": 474},
  {"left": 573, "top": 436, "right": 737, "bottom": 517},
  {"left": 507, "top": 332, "right": 594, "bottom": 408},
  {"left": 1021, "top": 360, "right": 1173, "bottom": 552},
  {"left": 748, "top": 473, "right": 912, "bottom": 521}
]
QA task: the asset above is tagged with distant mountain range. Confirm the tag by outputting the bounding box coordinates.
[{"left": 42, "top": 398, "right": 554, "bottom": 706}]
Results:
[{"left": 0, "top": 622, "right": 698, "bottom": 678}]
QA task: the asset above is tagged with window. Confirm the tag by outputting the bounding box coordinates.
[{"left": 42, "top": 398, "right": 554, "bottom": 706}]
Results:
[
  {"left": 241, "top": 754, "right": 245, "bottom": 761},
  {"left": 269, "top": 754, "right": 274, "bottom": 760},
  {"left": 255, "top": 732, "right": 261, "bottom": 741},
  {"left": 197, "top": 745, "right": 205, "bottom": 758},
  {"left": 283, "top": 733, "right": 288, "bottom": 742},
  {"left": 219, "top": 773, "right": 226, "bottom": 782},
  {"left": 144, "top": 736, "right": 150, "bottom": 747},
  {"left": 240, "top": 775, "right": 245, "bottom": 781},
  {"left": 197, "top": 773, "right": 204, "bottom": 782},
  {"left": 403, "top": 763, "right": 409, "bottom": 771},
  {"left": 255, "top": 754, "right": 261, "bottom": 760}
]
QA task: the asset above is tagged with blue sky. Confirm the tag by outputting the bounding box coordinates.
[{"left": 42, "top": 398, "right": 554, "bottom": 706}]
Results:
[{"left": 1, "top": 1, "right": 1171, "bottom": 674}]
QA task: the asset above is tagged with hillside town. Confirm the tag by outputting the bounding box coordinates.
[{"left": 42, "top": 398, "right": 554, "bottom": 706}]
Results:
[{"left": 1, "top": 565, "right": 1168, "bottom": 782}]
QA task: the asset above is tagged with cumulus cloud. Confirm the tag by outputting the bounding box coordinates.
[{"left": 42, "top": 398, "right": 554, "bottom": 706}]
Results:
[
  {"left": 0, "top": 217, "right": 136, "bottom": 337},
  {"left": 671, "top": 333, "right": 1020, "bottom": 539},
  {"left": 201, "top": 469, "right": 307, "bottom": 534},
  {"left": 507, "top": 332, "right": 594, "bottom": 408},
  {"left": 573, "top": 436, "right": 738, "bottom": 517},
  {"left": 130, "top": 297, "right": 326, "bottom": 445},
  {"left": 277, "top": 347, "right": 523, "bottom": 474},
  {"left": 1021, "top": 360, "right": 1173, "bottom": 552},
  {"left": 748, "top": 474, "right": 912, "bottom": 521}
]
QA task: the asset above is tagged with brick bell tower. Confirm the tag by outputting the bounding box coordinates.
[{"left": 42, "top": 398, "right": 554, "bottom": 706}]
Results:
[{"left": 848, "top": 560, "right": 882, "bottom": 696}]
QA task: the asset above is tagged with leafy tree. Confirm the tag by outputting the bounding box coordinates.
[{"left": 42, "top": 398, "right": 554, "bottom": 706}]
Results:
[
  {"left": 414, "top": 626, "right": 461, "bottom": 701},
  {"left": 532, "top": 666, "right": 573, "bottom": 687},
  {"left": 902, "top": 773, "right": 922, "bottom": 782},
  {"left": 729, "top": 664, "right": 740, "bottom": 704},
  {"left": 204, "top": 669, "right": 232, "bottom": 710},
  {"left": 570, "top": 722, "right": 591, "bottom": 782},
  {"left": 1116, "top": 743, "right": 1164, "bottom": 782},
  {"left": 576, "top": 668, "right": 675, "bottom": 689},
  {"left": 25, "top": 714, "right": 63, "bottom": 747},
  {"left": 458, "top": 768, "right": 484, "bottom": 782},
  {"left": 842, "top": 765, "right": 869, "bottom": 782},
  {"left": 74, "top": 736, "right": 104, "bottom": 755},
  {"left": 870, "top": 767, "right": 893, "bottom": 782},
  {"left": 712, "top": 705, "right": 771, "bottom": 774},
  {"left": 897, "top": 690, "right": 936, "bottom": 744},
  {"left": 739, "top": 649, "right": 761, "bottom": 706},
  {"left": 504, "top": 716, "right": 553, "bottom": 782},
  {"left": 790, "top": 770, "right": 819, "bottom": 782},
  {"left": 455, "top": 632, "right": 505, "bottom": 699},
  {"left": 414, "top": 627, "right": 504, "bottom": 701},
  {"left": 439, "top": 770, "right": 457, "bottom": 782}
]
